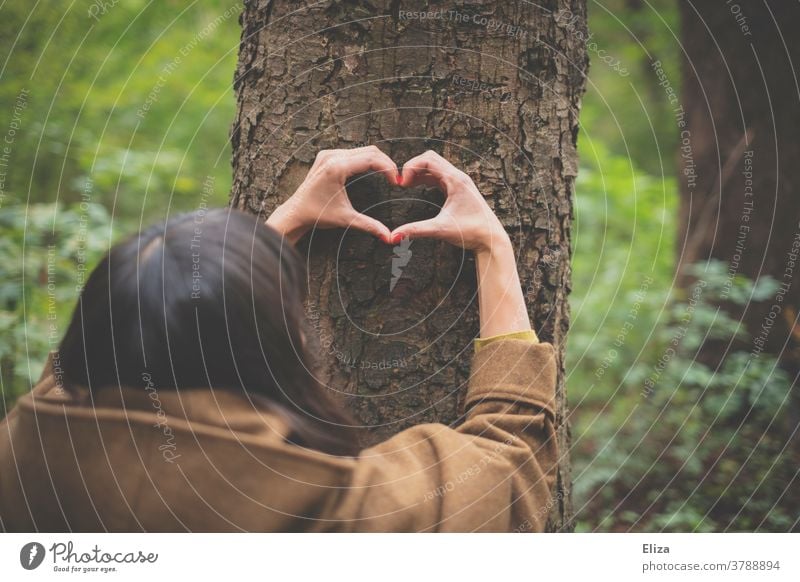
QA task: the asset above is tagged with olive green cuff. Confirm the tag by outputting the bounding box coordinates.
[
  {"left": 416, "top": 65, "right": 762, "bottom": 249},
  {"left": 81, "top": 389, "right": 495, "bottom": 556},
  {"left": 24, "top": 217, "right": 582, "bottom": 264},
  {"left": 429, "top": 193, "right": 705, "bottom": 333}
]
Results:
[{"left": 474, "top": 329, "right": 539, "bottom": 352}]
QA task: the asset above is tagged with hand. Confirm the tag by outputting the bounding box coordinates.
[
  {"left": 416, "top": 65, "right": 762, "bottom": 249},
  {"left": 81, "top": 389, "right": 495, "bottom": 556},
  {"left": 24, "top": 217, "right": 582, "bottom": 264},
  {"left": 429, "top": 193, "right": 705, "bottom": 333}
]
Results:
[
  {"left": 389, "top": 151, "right": 509, "bottom": 254},
  {"left": 267, "top": 145, "right": 399, "bottom": 244},
  {"left": 392, "top": 151, "right": 528, "bottom": 337}
]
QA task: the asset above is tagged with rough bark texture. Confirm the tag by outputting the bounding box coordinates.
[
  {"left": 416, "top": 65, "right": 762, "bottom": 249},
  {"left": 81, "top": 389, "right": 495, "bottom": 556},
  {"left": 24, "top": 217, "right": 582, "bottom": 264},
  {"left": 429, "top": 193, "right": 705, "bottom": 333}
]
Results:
[
  {"left": 679, "top": 3, "right": 800, "bottom": 418},
  {"left": 230, "top": 0, "right": 587, "bottom": 531}
]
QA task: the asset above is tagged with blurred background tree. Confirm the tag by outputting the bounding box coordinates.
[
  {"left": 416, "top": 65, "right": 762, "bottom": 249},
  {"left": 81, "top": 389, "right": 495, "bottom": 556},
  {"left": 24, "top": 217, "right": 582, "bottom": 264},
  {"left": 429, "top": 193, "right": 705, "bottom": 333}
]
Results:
[{"left": 0, "top": 0, "right": 796, "bottom": 531}]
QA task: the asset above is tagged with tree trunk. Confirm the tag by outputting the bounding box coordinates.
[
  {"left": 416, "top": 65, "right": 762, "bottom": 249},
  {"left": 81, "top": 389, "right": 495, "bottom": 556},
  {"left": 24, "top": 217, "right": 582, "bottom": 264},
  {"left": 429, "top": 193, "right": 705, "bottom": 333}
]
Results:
[
  {"left": 230, "top": 0, "right": 587, "bottom": 532},
  {"left": 679, "top": 3, "right": 800, "bottom": 425}
]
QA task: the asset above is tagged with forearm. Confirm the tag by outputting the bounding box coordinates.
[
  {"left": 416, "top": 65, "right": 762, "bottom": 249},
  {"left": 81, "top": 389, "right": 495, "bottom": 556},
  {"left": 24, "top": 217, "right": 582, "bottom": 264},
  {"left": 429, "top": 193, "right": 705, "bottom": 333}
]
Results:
[{"left": 475, "top": 236, "right": 533, "bottom": 338}]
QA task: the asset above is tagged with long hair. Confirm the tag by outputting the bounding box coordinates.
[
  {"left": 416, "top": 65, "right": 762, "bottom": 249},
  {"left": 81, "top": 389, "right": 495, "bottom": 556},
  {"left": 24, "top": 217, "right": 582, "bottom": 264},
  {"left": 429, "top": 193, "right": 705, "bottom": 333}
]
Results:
[{"left": 58, "top": 208, "right": 360, "bottom": 456}]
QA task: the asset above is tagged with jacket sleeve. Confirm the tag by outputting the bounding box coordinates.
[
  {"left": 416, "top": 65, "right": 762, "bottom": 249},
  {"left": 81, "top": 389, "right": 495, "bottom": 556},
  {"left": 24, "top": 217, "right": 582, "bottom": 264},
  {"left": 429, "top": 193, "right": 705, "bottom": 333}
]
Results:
[{"left": 329, "top": 338, "right": 559, "bottom": 532}]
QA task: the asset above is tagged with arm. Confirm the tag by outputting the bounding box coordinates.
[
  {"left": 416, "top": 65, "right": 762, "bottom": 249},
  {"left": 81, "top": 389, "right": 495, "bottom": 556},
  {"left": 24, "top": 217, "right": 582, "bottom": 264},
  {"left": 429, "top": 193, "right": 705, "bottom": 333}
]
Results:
[
  {"left": 328, "top": 152, "right": 556, "bottom": 532},
  {"left": 330, "top": 339, "right": 558, "bottom": 532},
  {"left": 390, "top": 150, "right": 535, "bottom": 339}
]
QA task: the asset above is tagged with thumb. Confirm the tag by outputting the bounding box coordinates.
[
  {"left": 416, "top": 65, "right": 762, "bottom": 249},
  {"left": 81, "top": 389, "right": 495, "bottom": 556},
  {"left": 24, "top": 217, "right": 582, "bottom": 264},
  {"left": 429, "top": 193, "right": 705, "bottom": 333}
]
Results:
[
  {"left": 390, "top": 217, "right": 442, "bottom": 244},
  {"left": 347, "top": 211, "right": 392, "bottom": 243}
]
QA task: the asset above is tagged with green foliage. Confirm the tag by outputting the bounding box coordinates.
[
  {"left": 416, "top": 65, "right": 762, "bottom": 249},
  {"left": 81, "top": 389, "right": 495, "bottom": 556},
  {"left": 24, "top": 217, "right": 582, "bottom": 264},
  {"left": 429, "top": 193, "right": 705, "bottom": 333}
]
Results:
[
  {"left": 568, "top": 0, "right": 795, "bottom": 532},
  {"left": 0, "top": 0, "right": 237, "bottom": 406},
  {"left": 582, "top": 0, "right": 680, "bottom": 175},
  {"left": 0, "top": 0, "right": 235, "bottom": 218},
  {"left": 570, "top": 255, "right": 796, "bottom": 531},
  {"left": 0, "top": 203, "right": 112, "bottom": 408},
  {"left": 569, "top": 139, "right": 676, "bottom": 399}
]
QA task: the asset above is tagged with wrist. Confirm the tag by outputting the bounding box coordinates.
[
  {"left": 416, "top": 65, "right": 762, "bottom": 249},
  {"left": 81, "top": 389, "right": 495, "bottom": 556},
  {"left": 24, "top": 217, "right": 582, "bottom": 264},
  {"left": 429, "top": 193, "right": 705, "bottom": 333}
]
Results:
[
  {"left": 266, "top": 201, "right": 308, "bottom": 245},
  {"left": 474, "top": 229, "right": 512, "bottom": 259}
]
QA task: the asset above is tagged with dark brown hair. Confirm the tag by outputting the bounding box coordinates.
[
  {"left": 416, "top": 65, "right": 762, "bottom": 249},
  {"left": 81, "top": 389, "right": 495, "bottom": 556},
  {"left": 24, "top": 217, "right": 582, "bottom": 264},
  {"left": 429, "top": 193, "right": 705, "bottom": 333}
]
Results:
[{"left": 58, "top": 208, "right": 360, "bottom": 456}]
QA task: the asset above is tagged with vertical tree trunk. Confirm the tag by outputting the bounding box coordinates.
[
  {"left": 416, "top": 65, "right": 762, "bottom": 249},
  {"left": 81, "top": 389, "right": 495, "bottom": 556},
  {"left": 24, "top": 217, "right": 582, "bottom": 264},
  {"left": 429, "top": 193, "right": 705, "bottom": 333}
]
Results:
[
  {"left": 231, "top": 0, "right": 587, "bottom": 531},
  {"left": 679, "top": 3, "right": 800, "bottom": 419}
]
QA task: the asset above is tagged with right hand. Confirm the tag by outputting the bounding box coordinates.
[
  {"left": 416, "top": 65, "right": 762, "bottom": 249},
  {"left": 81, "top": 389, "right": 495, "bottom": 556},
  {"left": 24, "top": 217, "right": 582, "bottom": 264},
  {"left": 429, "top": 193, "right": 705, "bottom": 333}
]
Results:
[{"left": 390, "top": 151, "right": 509, "bottom": 254}]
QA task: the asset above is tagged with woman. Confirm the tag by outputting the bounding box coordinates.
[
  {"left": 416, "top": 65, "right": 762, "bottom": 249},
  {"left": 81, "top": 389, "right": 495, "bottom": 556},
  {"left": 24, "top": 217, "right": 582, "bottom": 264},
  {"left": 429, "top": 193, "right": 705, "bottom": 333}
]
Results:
[{"left": 0, "top": 147, "right": 557, "bottom": 532}]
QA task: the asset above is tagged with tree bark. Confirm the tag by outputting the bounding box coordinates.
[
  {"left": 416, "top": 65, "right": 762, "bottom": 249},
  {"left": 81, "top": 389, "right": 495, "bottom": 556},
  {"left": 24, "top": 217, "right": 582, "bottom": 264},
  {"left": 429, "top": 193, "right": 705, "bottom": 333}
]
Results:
[
  {"left": 679, "top": 3, "right": 800, "bottom": 421},
  {"left": 231, "top": 0, "right": 587, "bottom": 532}
]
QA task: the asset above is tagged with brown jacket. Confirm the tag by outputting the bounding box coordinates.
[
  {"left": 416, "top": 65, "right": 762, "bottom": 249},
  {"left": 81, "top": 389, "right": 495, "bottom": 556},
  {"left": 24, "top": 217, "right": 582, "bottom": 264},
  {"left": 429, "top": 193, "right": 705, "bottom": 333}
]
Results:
[{"left": 0, "top": 339, "right": 557, "bottom": 532}]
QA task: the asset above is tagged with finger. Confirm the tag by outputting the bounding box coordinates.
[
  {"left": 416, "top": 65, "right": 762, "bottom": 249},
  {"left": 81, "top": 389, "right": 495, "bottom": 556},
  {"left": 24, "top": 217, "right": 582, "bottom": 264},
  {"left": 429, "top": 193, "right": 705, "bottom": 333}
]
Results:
[
  {"left": 398, "top": 168, "right": 442, "bottom": 190},
  {"left": 347, "top": 211, "right": 392, "bottom": 243},
  {"left": 389, "top": 217, "right": 444, "bottom": 244},
  {"left": 400, "top": 150, "right": 459, "bottom": 189},
  {"left": 336, "top": 146, "right": 399, "bottom": 185}
]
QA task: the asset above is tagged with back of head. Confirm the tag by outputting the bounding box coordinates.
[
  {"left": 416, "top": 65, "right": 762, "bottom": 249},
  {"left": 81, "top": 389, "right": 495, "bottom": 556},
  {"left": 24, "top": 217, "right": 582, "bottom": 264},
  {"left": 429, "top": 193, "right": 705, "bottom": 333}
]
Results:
[{"left": 58, "top": 208, "right": 358, "bottom": 456}]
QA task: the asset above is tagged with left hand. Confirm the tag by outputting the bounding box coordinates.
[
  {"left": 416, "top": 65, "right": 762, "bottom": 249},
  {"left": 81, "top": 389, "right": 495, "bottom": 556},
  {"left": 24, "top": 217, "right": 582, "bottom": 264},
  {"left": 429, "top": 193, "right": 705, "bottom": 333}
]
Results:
[
  {"left": 389, "top": 150, "right": 508, "bottom": 254},
  {"left": 267, "top": 145, "right": 398, "bottom": 244}
]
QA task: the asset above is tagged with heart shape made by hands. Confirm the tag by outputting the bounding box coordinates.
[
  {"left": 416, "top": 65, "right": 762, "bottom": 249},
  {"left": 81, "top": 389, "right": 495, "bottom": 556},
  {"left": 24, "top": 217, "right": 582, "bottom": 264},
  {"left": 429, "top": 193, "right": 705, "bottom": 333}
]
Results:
[{"left": 337, "top": 149, "right": 485, "bottom": 250}]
